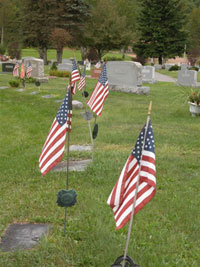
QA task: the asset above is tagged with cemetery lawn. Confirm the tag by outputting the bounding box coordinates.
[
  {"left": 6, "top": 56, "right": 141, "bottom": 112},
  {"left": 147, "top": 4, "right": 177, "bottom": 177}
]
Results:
[{"left": 0, "top": 73, "right": 200, "bottom": 267}]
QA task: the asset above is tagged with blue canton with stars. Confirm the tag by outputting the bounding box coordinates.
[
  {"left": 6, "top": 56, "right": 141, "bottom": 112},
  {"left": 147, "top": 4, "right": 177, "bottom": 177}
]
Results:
[
  {"left": 56, "top": 92, "right": 70, "bottom": 126},
  {"left": 72, "top": 59, "right": 78, "bottom": 71},
  {"left": 132, "top": 121, "right": 155, "bottom": 164},
  {"left": 98, "top": 64, "right": 108, "bottom": 86}
]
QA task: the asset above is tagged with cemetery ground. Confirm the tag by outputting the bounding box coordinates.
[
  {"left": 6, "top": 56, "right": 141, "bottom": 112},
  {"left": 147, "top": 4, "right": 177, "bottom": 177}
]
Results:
[{"left": 0, "top": 69, "right": 200, "bottom": 267}]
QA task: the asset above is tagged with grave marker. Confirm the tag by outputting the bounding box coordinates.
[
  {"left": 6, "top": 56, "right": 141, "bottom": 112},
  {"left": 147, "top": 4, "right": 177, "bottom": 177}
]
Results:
[
  {"left": 142, "top": 66, "right": 155, "bottom": 83},
  {"left": 107, "top": 61, "right": 149, "bottom": 94}
]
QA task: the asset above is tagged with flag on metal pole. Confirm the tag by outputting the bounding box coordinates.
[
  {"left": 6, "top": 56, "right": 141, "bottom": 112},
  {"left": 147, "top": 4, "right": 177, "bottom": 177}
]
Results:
[
  {"left": 39, "top": 88, "right": 72, "bottom": 176},
  {"left": 107, "top": 120, "right": 156, "bottom": 230},
  {"left": 71, "top": 58, "right": 80, "bottom": 94},
  {"left": 13, "top": 62, "right": 19, "bottom": 77},
  {"left": 78, "top": 67, "right": 86, "bottom": 91},
  {"left": 26, "top": 62, "right": 33, "bottom": 78},
  {"left": 20, "top": 60, "right": 25, "bottom": 79},
  {"left": 87, "top": 64, "right": 109, "bottom": 116}
]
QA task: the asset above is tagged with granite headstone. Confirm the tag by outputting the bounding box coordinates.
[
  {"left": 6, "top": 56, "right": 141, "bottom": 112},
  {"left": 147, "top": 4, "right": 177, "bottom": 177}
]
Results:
[
  {"left": 107, "top": 61, "right": 149, "bottom": 94},
  {"left": 178, "top": 65, "right": 198, "bottom": 87},
  {"left": 142, "top": 66, "right": 155, "bottom": 83}
]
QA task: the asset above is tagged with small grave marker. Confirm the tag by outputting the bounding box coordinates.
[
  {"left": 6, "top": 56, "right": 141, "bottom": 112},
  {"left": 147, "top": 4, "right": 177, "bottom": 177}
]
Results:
[{"left": 0, "top": 223, "right": 51, "bottom": 252}]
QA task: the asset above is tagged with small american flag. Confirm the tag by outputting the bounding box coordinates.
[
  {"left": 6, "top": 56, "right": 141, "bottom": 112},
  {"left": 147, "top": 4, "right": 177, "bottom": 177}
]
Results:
[
  {"left": 20, "top": 60, "right": 25, "bottom": 79},
  {"left": 107, "top": 121, "right": 156, "bottom": 230},
  {"left": 78, "top": 67, "right": 86, "bottom": 91},
  {"left": 39, "top": 89, "right": 72, "bottom": 176},
  {"left": 13, "top": 62, "right": 19, "bottom": 77},
  {"left": 26, "top": 62, "right": 33, "bottom": 78},
  {"left": 87, "top": 64, "right": 109, "bottom": 116},
  {"left": 71, "top": 59, "right": 80, "bottom": 94}
]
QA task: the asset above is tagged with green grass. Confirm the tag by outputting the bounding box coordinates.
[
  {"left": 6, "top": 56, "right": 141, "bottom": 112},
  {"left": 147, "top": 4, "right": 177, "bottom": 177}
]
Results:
[
  {"left": 0, "top": 70, "right": 200, "bottom": 266},
  {"left": 21, "top": 48, "right": 82, "bottom": 61}
]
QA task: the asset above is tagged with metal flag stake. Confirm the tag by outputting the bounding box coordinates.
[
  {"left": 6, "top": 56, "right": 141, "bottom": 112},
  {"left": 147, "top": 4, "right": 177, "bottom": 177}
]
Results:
[
  {"left": 56, "top": 76, "right": 77, "bottom": 235},
  {"left": 120, "top": 101, "right": 153, "bottom": 267}
]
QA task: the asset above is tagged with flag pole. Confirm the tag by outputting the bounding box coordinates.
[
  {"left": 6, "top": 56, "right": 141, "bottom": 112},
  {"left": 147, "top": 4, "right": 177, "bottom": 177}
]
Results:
[
  {"left": 64, "top": 75, "right": 72, "bottom": 235},
  {"left": 122, "top": 101, "right": 152, "bottom": 267}
]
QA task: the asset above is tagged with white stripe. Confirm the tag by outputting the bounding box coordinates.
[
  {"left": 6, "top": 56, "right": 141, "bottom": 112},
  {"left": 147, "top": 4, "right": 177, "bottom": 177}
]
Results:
[
  {"left": 143, "top": 150, "right": 155, "bottom": 159},
  {"left": 141, "top": 160, "right": 156, "bottom": 171},
  {"left": 115, "top": 184, "right": 155, "bottom": 228},
  {"left": 140, "top": 170, "right": 156, "bottom": 184},
  {"left": 91, "top": 87, "right": 108, "bottom": 113},
  {"left": 114, "top": 182, "right": 146, "bottom": 218},
  {"left": 39, "top": 134, "right": 66, "bottom": 167},
  {"left": 40, "top": 146, "right": 65, "bottom": 174}
]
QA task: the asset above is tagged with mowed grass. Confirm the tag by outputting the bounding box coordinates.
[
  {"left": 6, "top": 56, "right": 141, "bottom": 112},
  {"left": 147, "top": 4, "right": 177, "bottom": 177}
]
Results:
[{"left": 0, "top": 70, "right": 200, "bottom": 267}]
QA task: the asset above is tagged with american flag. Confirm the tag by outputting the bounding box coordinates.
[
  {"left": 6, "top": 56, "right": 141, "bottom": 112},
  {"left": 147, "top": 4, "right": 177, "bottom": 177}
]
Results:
[
  {"left": 26, "top": 62, "right": 33, "bottom": 78},
  {"left": 78, "top": 67, "right": 86, "bottom": 91},
  {"left": 20, "top": 60, "right": 25, "bottom": 79},
  {"left": 87, "top": 64, "right": 109, "bottom": 116},
  {"left": 13, "top": 62, "right": 19, "bottom": 77},
  {"left": 71, "top": 59, "right": 80, "bottom": 94},
  {"left": 107, "top": 121, "right": 156, "bottom": 230},
  {"left": 39, "top": 89, "right": 72, "bottom": 176}
]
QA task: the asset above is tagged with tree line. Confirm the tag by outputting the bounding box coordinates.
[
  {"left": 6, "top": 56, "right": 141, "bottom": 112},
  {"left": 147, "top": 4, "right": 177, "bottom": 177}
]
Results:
[{"left": 0, "top": 0, "right": 200, "bottom": 65}]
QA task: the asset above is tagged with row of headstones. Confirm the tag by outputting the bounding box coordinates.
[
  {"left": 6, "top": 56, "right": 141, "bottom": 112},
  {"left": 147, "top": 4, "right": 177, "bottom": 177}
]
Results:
[{"left": 1, "top": 57, "right": 48, "bottom": 82}]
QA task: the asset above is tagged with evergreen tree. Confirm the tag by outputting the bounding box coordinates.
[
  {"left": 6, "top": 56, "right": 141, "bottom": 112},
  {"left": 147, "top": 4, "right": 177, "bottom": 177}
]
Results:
[{"left": 134, "top": 0, "right": 187, "bottom": 64}]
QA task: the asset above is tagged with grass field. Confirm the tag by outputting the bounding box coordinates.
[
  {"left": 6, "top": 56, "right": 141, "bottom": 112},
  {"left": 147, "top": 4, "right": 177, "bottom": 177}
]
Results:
[{"left": 0, "top": 61, "right": 200, "bottom": 266}]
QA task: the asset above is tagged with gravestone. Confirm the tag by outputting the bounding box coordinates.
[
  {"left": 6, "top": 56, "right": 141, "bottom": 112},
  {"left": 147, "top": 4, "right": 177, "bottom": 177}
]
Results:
[
  {"left": 154, "top": 64, "right": 162, "bottom": 70},
  {"left": 52, "top": 159, "right": 92, "bottom": 172},
  {"left": 57, "top": 59, "right": 72, "bottom": 72},
  {"left": 164, "top": 63, "right": 175, "bottom": 70},
  {"left": 107, "top": 61, "right": 149, "bottom": 95},
  {"left": 177, "top": 65, "right": 198, "bottom": 87},
  {"left": 142, "top": 66, "right": 155, "bottom": 83},
  {"left": 0, "top": 223, "right": 51, "bottom": 252},
  {"left": 23, "top": 57, "right": 48, "bottom": 82},
  {"left": 91, "top": 68, "right": 102, "bottom": 79},
  {"left": 2, "top": 62, "right": 15, "bottom": 73},
  {"left": 72, "top": 100, "right": 83, "bottom": 109}
]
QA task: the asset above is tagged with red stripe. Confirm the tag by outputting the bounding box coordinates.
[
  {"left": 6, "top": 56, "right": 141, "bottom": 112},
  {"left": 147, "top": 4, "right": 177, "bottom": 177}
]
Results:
[{"left": 142, "top": 155, "right": 155, "bottom": 165}]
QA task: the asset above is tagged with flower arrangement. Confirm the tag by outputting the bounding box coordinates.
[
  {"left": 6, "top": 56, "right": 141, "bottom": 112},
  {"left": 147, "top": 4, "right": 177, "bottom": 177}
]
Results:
[{"left": 188, "top": 89, "right": 200, "bottom": 106}]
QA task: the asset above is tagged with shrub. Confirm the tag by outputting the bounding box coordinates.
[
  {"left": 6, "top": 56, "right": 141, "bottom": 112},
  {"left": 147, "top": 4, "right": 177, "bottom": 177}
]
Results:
[
  {"left": 103, "top": 56, "right": 123, "bottom": 61},
  {"left": 49, "top": 69, "right": 70, "bottom": 77},
  {"left": 9, "top": 80, "right": 20, "bottom": 87},
  {"left": 25, "top": 77, "right": 37, "bottom": 83},
  {"left": 189, "top": 66, "right": 199, "bottom": 71},
  {"left": 51, "top": 62, "right": 57, "bottom": 70},
  {"left": 169, "top": 65, "right": 180, "bottom": 71}
]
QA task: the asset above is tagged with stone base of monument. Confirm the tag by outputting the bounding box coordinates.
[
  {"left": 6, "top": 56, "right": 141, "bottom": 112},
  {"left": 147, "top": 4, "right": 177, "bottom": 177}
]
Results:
[
  {"left": 109, "top": 85, "right": 150, "bottom": 95},
  {"left": 35, "top": 76, "right": 49, "bottom": 83},
  {"left": 70, "top": 145, "right": 92, "bottom": 151},
  {"left": 52, "top": 159, "right": 92, "bottom": 172},
  {"left": 72, "top": 100, "right": 83, "bottom": 109},
  {"left": 142, "top": 79, "right": 157, "bottom": 84},
  {"left": 0, "top": 223, "right": 51, "bottom": 252}
]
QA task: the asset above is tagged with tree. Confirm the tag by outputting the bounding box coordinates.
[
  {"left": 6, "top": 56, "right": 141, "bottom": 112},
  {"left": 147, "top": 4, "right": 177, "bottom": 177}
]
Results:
[
  {"left": 51, "top": 28, "right": 71, "bottom": 63},
  {"left": 22, "top": 0, "right": 89, "bottom": 64},
  {"left": 134, "top": 0, "right": 187, "bottom": 64},
  {"left": 187, "top": 7, "right": 200, "bottom": 65},
  {"left": 82, "top": 0, "right": 133, "bottom": 60}
]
